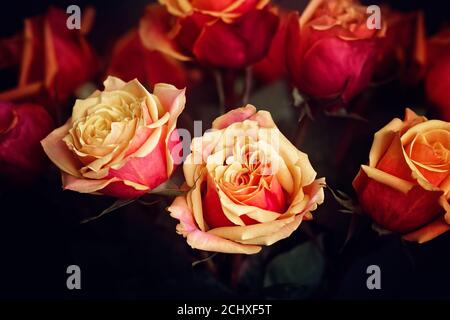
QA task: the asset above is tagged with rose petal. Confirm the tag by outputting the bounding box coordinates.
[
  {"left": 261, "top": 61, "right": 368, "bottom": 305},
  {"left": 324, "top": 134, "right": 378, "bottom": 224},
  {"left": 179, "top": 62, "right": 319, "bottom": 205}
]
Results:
[
  {"left": 212, "top": 104, "right": 256, "bottom": 129},
  {"left": 168, "top": 197, "right": 261, "bottom": 254},
  {"left": 41, "top": 121, "right": 81, "bottom": 177},
  {"left": 402, "top": 217, "right": 450, "bottom": 243}
]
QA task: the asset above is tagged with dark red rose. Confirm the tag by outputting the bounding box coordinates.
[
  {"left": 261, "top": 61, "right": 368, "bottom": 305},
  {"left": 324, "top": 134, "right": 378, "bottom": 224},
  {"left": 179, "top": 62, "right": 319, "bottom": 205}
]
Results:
[
  {"left": 252, "top": 7, "right": 288, "bottom": 83},
  {"left": 373, "top": 7, "right": 426, "bottom": 84},
  {"left": 425, "top": 27, "right": 450, "bottom": 121},
  {"left": 0, "top": 102, "right": 53, "bottom": 185},
  {"left": 108, "top": 30, "right": 189, "bottom": 90}
]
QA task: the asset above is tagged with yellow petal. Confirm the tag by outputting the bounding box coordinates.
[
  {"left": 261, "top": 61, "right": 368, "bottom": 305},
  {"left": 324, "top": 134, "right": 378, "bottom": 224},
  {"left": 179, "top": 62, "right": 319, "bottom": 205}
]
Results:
[
  {"left": 361, "top": 165, "right": 414, "bottom": 194},
  {"left": 208, "top": 215, "right": 296, "bottom": 241},
  {"left": 41, "top": 122, "right": 81, "bottom": 177}
]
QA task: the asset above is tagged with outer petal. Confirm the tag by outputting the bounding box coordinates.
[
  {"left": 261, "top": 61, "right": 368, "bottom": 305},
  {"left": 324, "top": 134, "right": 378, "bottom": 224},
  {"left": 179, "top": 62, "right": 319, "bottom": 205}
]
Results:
[
  {"left": 353, "top": 165, "right": 444, "bottom": 233},
  {"left": 107, "top": 126, "right": 168, "bottom": 190},
  {"left": 237, "top": 215, "right": 303, "bottom": 245},
  {"left": 62, "top": 173, "right": 149, "bottom": 198},
  {"left": 212, "top": 104, "right": 256, "bottom": 129},
  {"left": 139, "top": 4, "right": 191, "bottom": 61},
  {"left": 153, "top": 83, "right": 186, "bottom": 176},
  {"left": 40, "top": 121, "right": 81, "bottom": 177},
  {"left": 402, "top": 217, "right": 450, "bottom": 243},
  {"left": 168, "top": 196, "right": 262, "bottom": 254},
  {"left": 208, "top": 214, "right": 296, "bottom": 241}
]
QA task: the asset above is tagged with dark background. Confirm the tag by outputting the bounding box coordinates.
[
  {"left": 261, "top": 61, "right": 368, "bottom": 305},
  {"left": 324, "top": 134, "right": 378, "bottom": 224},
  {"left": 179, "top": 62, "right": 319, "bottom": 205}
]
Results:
[{"left": 1, "top": 0, "right": 450, "bottom": 300}]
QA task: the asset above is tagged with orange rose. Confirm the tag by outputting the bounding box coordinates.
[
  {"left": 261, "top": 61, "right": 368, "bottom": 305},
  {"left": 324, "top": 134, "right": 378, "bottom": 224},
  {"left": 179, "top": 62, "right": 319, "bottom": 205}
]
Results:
[
  {"left": 168, "top": 105, "right": 325, "bottom": 254},
  {"left": 353, "top": 109, "right": 450, "bottom": 243},
  {"left": 41, "top": 76, "right": 185, "bottom": 199}
]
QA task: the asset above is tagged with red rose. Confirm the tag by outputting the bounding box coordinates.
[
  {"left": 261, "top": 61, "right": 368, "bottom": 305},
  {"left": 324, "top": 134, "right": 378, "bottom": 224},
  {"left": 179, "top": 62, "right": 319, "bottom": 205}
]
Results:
[
  {"left": 0, "top": 7, "right": 98, "bottom": 108},
  {"left": 108, "top": 30, "right": 189, "bottom": 90},
  {"left": 0, "top": 102, "right": 53, "bottom": 185},
  {"left": 252, "top": 7, "right": 288, "bottom": 83},
  {"left": 373, "top": 7, "right": 426, "bottom": 84},
  {"left": 139, "top": 3, "right": 279, "bottom": 69},
  {"left": 286, "top": 0, "right": 384, "bottom": 104},
  {"left": 353, "top": 109, "right": 450, "bottom": 243},
  {"left": 425, "top": 27, "right": 450, "bottom": 121}
]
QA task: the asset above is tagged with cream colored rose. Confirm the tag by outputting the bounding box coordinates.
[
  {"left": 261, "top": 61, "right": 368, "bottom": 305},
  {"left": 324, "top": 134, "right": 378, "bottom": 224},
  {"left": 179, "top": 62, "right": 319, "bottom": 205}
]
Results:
[
  {"left": 168, "top": 105, "right": 325, "bottom": 254},
  {"left": 41, "top": 76, "right": 185, "bottom": 198}
]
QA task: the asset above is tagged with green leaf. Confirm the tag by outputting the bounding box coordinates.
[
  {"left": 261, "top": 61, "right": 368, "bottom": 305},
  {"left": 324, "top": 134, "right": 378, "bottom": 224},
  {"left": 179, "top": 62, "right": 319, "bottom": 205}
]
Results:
[
  {"left": 264, "top": 239, "right": 325, "bottom": 298},
  {"left": 327, "top": 185, "right": 361, "bottom": 214}
]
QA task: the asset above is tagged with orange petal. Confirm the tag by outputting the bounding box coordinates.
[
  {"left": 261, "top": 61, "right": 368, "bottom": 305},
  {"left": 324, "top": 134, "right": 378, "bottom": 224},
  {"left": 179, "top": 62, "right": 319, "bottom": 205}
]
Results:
[{"left": 402, "top": 216, "right": 450, "bottom": 243}]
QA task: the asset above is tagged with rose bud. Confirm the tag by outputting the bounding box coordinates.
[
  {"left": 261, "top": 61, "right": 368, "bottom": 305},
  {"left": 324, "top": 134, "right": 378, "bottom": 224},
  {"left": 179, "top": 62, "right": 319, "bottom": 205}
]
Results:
[
  {"left": 140, "top": 2, "right": 279, "bottom": 69},
  {"left": 252, "top": 7, "right": 289, "bottom": 84},
  {"left": 425, "top": 27, "right": 450, "bottom": 121},
  {"left": 41, "top": 76, "right": 185, "bottom": 199},
  {"left": 0, "top": 102, "right": 53, "bottom": 185},
  {"left": 0, "top": 7, "right": 98, "bottom": 108},
  {"left": 286, "top": 0, "right": 385, "bottom": 105},
  {"left": 108, "top": 30, "right": 188, "bottom": 90},
  {"left": 353, "top": 109, "right": 450, "bottom": 243},
  {"left": 168, "top": 105, "right": 325, "bottom": 254},
  {"left": 373, "top": 8, "right": 426, "bottom": 84}
]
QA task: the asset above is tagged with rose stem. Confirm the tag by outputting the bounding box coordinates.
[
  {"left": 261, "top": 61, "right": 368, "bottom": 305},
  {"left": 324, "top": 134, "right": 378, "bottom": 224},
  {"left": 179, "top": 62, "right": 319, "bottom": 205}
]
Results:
[
  {"left": 293, "top": 101, "right": 311, "bottom": 148},
  {"left": 213, "top": 69, "right": 226, "bottom": 115},
  {"left": 241, "top": 66, "right": 253, "bottom": 105}
]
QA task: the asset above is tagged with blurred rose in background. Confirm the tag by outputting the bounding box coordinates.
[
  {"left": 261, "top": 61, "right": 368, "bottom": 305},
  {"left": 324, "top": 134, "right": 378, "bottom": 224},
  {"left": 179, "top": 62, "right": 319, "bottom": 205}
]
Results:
[
  {"left": 0, "top": 7, "right": 98, "bottom": 113},
  {"left": 0, "top": 101, "right": 53, "bottom": 185}
]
